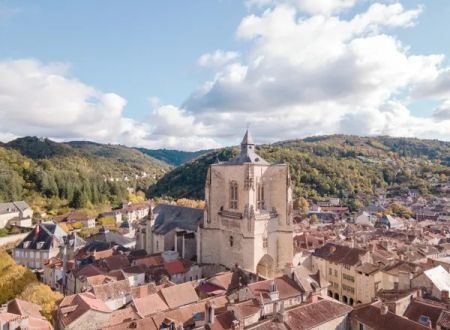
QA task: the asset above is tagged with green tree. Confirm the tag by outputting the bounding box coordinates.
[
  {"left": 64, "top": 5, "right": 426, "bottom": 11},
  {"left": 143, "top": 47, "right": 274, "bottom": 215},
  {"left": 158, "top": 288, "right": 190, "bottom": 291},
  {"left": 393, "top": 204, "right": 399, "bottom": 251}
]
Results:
[{"left": 70, "top": 189, "right": 88, "bottom": 209}]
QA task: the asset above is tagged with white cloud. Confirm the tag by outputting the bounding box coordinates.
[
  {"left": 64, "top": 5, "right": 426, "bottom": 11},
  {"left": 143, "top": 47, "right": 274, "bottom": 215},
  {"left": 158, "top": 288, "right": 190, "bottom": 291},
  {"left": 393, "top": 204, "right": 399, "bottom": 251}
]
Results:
[
  {"left": 1, "top": 0, "right": 450, "bottom": 151},
  {"left": 198, "top": 50, "right": 240, "bottom": 68},
  {"left": 246, "top": 0, "right": 357, "bottom": 15},
  {"left": 0, "top": 59, "right": 148, "bottom": 145}
]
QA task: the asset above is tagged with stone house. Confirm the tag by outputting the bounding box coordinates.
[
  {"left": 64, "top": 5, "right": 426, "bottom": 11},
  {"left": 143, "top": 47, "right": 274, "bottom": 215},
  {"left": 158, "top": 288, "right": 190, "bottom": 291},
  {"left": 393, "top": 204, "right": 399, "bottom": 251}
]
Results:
[
  {"left": 54, "top": 212, "right": 96, "bottom": 228},
  {"left": 312, "top": 242, "right": 372, "bottom": 305},
  {"left": 57, "top": 292, "right": 112, "bottom": 330},
  {"left": 411, "top": 265, "right": 450, "bottom": 301}
]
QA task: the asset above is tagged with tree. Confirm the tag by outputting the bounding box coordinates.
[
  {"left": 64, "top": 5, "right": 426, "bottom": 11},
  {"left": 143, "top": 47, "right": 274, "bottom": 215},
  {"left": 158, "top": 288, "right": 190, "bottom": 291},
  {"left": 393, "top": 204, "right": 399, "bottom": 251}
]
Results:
[
  {"left": 19, "top": 282, "right": 63, "bottom": 321},
  {"left": 70, "top": 189, "right": 88, "bottom": 209},
  {"left": 309, "top": 214, "right": 318, "bottom": 224},
  {"left": 293, "top": 197, "right": 309, "bottom": 213},
  {"left": 0, "top": 252, "right": 38, "bottom": 304}
]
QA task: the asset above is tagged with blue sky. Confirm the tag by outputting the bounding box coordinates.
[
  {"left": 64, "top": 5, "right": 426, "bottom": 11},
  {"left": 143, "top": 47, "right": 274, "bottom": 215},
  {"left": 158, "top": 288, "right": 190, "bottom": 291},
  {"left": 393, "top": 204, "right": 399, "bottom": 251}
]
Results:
[{"left": 1, "top": 0, "right": 450, "bottom": 150}]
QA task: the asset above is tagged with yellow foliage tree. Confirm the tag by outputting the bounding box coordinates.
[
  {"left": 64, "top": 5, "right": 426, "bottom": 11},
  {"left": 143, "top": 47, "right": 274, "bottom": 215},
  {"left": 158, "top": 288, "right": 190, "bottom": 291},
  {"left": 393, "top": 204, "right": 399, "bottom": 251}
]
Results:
[
  {"left": 176, "top": 198, "right": 205, "bottom": 209},
  {"left": 19, "top": 282, "right": 63, "bottom": 321},
  {"left": 128, "top": 191, "right": 145, "bottom": 203},
  {"left": 293, "top": 197, "right": 309, "bottom": 213}
]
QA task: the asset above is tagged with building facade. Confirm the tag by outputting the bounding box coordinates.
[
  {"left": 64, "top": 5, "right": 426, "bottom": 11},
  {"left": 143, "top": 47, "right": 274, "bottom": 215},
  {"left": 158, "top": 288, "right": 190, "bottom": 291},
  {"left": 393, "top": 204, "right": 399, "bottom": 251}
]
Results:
[{"left": 198, "top": 130, "right": 294, "bottom": 278}]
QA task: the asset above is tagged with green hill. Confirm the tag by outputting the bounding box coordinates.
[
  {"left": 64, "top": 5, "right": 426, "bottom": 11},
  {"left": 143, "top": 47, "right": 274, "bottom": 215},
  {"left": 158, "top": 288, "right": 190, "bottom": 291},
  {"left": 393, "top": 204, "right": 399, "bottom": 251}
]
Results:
[
  {"left": 137, "top": 148, "right": 209, "bottom": 166},
  {"left": 1, "top": 137, "right": 170, "bottom": 213},
  {"left": 147, "top": 135, "right": 450, "bottom": 204}
]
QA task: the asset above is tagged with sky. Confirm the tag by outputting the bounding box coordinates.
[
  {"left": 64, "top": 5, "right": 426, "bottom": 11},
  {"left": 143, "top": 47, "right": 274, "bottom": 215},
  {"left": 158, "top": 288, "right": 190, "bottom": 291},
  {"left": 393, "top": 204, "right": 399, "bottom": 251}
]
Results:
[{"left": 0, "top": 0, "right": 450, "bottom": 150}]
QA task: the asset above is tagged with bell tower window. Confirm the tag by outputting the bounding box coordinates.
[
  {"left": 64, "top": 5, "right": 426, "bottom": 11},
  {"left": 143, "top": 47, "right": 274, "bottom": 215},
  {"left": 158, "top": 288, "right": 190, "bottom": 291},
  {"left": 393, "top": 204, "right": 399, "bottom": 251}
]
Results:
[
  {"left": 230, "top": 181, "right": 238, "bottom": 209},
  {"left": 257, "top": 184, "right": 265, "bottom": 210}
]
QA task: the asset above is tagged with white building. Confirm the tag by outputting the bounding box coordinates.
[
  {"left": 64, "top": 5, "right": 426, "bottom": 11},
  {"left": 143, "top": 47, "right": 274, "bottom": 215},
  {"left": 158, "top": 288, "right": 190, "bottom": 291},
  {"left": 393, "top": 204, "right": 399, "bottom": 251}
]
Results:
[{"left": 0, "top": 201, "right": 33, "bottom": 228}]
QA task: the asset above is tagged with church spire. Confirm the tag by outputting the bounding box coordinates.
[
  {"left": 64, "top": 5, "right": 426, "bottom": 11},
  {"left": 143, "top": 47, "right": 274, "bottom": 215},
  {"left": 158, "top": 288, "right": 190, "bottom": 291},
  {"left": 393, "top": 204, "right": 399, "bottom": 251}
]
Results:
[{"left": 241, "top": 129, "right": 254, "bottom": 147}]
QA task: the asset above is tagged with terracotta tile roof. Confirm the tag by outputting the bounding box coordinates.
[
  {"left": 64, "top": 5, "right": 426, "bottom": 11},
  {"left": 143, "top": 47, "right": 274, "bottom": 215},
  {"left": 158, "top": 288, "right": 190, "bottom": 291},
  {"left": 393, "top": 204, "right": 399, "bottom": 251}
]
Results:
[
  {"left": 207, "top": 272, "right": 233, "bottom": 290},
  {"left": 151, "top": 300, "right": 206, "bottom": 328},
  {"left": 133, "top": 293, "right": 169, "bottom": 317},
  {"left": 249, "top": 276, "right": 303, "bottom": 303},
  {"left": 356, "top": 263, "right": 381, "bottom": 275},
  {"left": 7, "top": 298, "right": 43, "bottom": 319},
  {"left": 130, "top": 283, "right": 159, "bottom": 299},
  {"left": 58, "top": 292, "right": 111, "bottom": 327},
  {"left": 74, "top": 264, "right": 105, "bottom": 279},
  {"left": 211, "top": 310, "right": 235, "bottom": 330},
  {"left": 233, "top": 299, "right": 261, "bottom": 318},
  {"left": 103, "top": 317, "right": 158, "bottom": 330},
  {"left": 313, "top": 243, "right": 366, "bottom": 266},
  {"left": 109, "top": 306, "right": 139, "bottom": 327},
  {"left": 103, "top": 254, "right": 131, "bottom": 271},
  {"left": 164, "top": 260, "right": 186, "bottom": 275},
  {"left": 133, "top": 255, "right": 163, "bottom": 268},
  {"left": 91, "top": 279, "right": 131, "bottom": 302},
  {"left": 351, "top": 303, "right": 431, "bottom": 330},
  {"left": 160, "top": 282, "right": 199, "bottom": 309},
  {"left": 283, "top": 298, "right": 352, "bottom": 330},
  {"left": 437, "top": 310, "right": 450, "bottom": 329},
  {"left": 403, "top": 298, "right": 447, "bottom": 328}
]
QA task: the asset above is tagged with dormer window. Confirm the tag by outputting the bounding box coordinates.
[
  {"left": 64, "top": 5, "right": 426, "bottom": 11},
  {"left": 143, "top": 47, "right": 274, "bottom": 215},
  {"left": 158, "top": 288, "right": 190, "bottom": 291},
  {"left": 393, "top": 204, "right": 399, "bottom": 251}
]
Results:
[
  {"left": 23, "top": 241, "right": 31, "bottom": 249},
  {"left": 36, "top": 242, "right": 45, "bottom": 249},
  {"left": 229, "top": 181, "right": 238, "bottom": 210}
]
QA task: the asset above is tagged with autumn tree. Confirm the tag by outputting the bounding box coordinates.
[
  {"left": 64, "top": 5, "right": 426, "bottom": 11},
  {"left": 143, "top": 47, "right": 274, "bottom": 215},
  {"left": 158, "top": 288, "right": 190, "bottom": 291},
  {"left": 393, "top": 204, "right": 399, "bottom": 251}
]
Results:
[
  {"left": 293, "top": 197, "right": 309, "bottom": 213},
  {"left": 19, "top": 282, "right": 63, "bottom": 321}
]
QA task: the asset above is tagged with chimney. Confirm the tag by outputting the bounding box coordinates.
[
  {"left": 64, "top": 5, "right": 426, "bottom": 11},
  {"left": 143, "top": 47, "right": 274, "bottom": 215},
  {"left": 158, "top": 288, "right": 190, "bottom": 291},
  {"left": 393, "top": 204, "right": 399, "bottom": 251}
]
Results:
[
  {"left": 205, "top": 301, "right": 215, "bottom": 325},
  {"left": 34, "top": 222, "right": 40, "bottom": 236},
  {"left": 268, "top": 281, "right": 279, "bottom": 301},
  {"left": 380, "top": 304, "right": 389, "bottom": 315},
  {"left": 398, "top": 271, "right": 411, "bottom": 290},
  {"left": 442, "top": 290, "right": 449, "bottom": 302}
]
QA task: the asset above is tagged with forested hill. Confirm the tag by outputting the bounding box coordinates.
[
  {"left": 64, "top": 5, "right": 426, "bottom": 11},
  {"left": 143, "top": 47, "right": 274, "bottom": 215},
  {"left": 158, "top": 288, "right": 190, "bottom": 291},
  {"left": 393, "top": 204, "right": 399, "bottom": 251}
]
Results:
[
  {"left": 147, "top": 135, "right": 450, "bottom": 203},
  {"left": 137, "top": 148, "right": 209, "bottom": 166},
  {"left": 0, "top": 137, "right": 170, "bottom": 212}
]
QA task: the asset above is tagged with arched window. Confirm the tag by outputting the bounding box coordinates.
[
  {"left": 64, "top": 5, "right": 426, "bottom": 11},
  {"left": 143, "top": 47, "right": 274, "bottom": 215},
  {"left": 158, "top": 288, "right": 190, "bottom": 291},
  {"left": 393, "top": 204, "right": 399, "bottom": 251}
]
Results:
[
  {"left": 229, "top": 236, "right": 234, "bottom": 247},
  {"left": 229, "top": 181, "right": 238, "bottom": 209},
  {"left": 257, "top": 184, "right": 265, "bottom": 210}
]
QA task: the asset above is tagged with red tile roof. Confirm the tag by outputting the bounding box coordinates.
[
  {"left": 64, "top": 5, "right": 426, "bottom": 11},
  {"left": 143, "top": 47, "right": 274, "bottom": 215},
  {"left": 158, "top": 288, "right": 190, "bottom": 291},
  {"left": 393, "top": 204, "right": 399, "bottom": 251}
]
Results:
[{"left": 164, "top": 260, "right": 186, "bottom": 275}]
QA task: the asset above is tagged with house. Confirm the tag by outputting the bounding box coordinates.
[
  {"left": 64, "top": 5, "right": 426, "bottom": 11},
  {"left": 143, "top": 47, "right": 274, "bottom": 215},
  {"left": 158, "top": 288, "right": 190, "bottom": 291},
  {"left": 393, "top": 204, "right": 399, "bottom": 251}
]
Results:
[
  {"left": 350, "top": 301, "right": 431, "bottom": 330},
  {"left": 411, "top": 265, "right": 450, "bottom": 301},
  {"left": 312, "top": 243, "right": 372, "bottom": 305},
  {"left": 12, "top": 221, "right": 68, "bottom": 269},
  {"left": 120, "top": 201, "right": 152, "bottom": 223},
  {"left": 0, "top": 299, "right": 53, "bottom": 330},
  {"left": 57, "top": 292, "right": 112, "bottom": 330},
  {"left": 0, "top": 201, "right": 33, "bottom": 228},
  {"left": 54, "top": 212, "right": 96, "bottom": 228},
  {"left": 375, "top": 215, "right": 405, "bottom": 229}
]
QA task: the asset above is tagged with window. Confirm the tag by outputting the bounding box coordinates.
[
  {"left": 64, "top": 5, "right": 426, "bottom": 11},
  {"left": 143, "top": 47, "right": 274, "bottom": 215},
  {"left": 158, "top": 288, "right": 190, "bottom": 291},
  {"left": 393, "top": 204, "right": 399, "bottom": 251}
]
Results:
[
  {"left": 334, "top": 270, "right": 338, "bottom": 277},
  {"left": 263, "top": 237, "right": 268, "bottom": 248},
  {"left": 257, "top": 184, "right": 265, "bottom": 210},
  {"left": 329, "top": 268, "right": 332, "bottom": 276},
  {"left": 229, "top": 236, "right": 234, "bottom": 247},
  {"left": 343, "top": 273, "right": 355, "bottom": 282},
  {"left": 229, "top": 181, "right": 238, "bottom": 209}
]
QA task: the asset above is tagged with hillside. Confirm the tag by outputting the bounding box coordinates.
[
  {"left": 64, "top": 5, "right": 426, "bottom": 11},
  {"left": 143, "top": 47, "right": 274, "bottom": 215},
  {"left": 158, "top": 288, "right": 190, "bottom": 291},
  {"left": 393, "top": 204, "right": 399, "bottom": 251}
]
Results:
[
  {"left": 1, "top": 137, "right": 170, "bottom": 214},
  {"left": 147, "top": 135, "right": 450, "bottom": 204},
  {"left": 137, "top": 148, "right": 209, "bottom": 166}
]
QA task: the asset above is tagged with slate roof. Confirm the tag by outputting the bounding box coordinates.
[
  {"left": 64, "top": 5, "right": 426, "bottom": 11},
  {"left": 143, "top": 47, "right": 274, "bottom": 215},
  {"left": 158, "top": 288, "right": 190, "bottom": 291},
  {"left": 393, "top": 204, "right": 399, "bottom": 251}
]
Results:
[
  {"left": 223, "top": 130, "right": 269, "bottom": 165},
  {"left": 16, "top": 221, "right": 66, "bottom": 250},
  {"left": 85, "top": 229, "right": 135, "bottom": 248},
  {"left": 153, "top": 204, "right": 203, "bottom": 235},
  {"left": 0, "top": 201, "right": 31, "bottom": 214},
  {"left": 312, "top": 243, "right": 366, "bottom": 266}
]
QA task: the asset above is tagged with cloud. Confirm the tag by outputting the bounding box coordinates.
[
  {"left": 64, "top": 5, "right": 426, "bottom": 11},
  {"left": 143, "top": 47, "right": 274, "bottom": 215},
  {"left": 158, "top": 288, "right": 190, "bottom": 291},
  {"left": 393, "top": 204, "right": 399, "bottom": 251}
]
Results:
[
  {"left": 157, "top": 1, "right": 447, "bottom": 145},
  {"left": 1, "top": 0, "right": 450, "bottom": 151},
  {"left": 0, "top": 59, "right": 147, "bottom": 145},
  {"left": 246, "top": 0, "right": 357, "bottom": 15},
  {"left": 198, "top": 50, "right": 240, "bottom": 68}
]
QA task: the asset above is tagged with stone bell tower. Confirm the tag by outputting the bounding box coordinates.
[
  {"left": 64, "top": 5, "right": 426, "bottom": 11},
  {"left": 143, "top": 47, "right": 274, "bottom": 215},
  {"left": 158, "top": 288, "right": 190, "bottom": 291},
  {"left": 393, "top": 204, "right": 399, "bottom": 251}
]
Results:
[{"left": 198, "top": 130, "right": 293, "bottom": 278}]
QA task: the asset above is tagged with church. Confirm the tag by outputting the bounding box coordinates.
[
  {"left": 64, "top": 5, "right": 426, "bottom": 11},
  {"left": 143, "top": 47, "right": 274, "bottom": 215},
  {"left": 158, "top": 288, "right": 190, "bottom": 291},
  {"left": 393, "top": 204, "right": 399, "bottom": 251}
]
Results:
[
  {"left": 137, "top": 130, "right": 294, "bottom": 279},
  {"left": 197, "top": 130, "right": 294, "bottom": 278}
]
